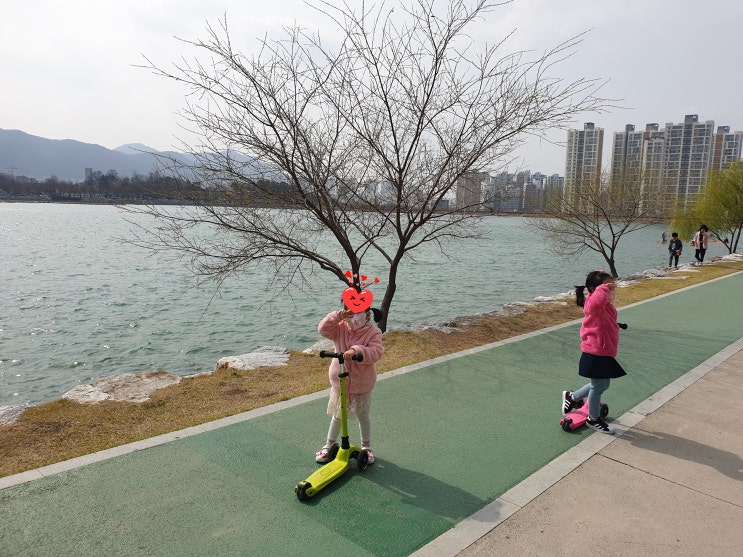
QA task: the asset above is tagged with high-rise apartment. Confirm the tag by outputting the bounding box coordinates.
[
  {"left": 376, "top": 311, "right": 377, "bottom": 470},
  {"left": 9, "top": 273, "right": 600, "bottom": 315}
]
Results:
[
  {"left": 564, "top": 122, "right": 604, "bottom": 203},
  {"left": 609, "top": 115, "right": 742, "bottom": 211},
  {"left": 611, "top": 124, "right": 645, "bottom": 186},
  {"left": 455, "top": 170, "right": 487, "bottom": 209},
  {"left": 660, "top": 114, "right": 715, "bottom": 206},
  {"left": 640, "top": 123, "right": 666, "bottom": 185},
  {"left": 712, "top": 126, "right": 743, "bottom": 171}
]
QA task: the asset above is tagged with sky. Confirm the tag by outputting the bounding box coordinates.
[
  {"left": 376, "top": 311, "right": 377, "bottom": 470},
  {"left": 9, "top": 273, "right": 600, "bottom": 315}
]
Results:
[{"left": 2, "top": 0, "right": 742, "bottom": 176}]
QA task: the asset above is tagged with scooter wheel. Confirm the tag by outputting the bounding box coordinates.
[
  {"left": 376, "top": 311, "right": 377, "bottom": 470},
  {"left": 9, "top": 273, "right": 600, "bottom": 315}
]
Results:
[
  {"left": 357, "top": 449, "right": 369, "bottom": 471},
  {"left": 600, "top": 403, "right": 609, "bottom": 418},
  {"left": 561, "top": 418, "right": 572, "bottom": 432},
  {"left": 328, "top": 443, "right": 340, "bottom": 462},
  {"left": 295, "top": 481, "right": 311, "bottom": 501}
]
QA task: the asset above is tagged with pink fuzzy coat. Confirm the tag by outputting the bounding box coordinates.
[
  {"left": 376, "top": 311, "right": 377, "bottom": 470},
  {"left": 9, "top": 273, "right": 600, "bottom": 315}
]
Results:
[
  {"left": 318, "top": 311, "right": 384, "bottom": 395},
  {"left": 580, "top": 284, "right": 619, "bottom": 357},
  {"left": 693, "top": 230, "right": 710, "bottom": 249}
]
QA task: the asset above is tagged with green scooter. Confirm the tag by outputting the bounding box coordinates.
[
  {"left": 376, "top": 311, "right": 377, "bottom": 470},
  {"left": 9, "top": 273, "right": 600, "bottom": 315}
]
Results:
[{"left": 295, "top": 350, "right": 370, "bottom": 501}]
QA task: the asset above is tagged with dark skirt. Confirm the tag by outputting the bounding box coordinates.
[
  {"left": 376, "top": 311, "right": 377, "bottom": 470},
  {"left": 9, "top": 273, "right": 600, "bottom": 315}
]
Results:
[{"left": 578, "top": 352, "right": 627, "bottom": 379}]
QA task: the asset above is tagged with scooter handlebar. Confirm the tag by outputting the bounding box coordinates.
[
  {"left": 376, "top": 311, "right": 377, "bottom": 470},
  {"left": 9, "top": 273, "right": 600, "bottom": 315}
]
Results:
[{"left": 319, "top": 350, "right": 363, "bottom": 362}]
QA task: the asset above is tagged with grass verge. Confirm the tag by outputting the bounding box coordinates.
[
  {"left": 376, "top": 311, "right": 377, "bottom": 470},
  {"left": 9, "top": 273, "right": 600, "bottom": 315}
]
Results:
[{"left": 1, "top": 260, "right": 741, "bottom": 479}]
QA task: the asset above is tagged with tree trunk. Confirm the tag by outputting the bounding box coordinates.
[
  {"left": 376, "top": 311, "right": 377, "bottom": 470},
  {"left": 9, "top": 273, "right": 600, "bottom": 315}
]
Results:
[
  {"left": 608, "top": 259, "right": 618, "bottom": 278},
  {"left": 377, "top": 262, "right": 401, "bottom": 333}
]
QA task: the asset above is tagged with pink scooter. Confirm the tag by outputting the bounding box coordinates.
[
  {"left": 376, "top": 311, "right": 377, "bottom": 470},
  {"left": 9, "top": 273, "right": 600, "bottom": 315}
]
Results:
[{"left": 560, "top": 399, "right": 609, "bottom": 432}]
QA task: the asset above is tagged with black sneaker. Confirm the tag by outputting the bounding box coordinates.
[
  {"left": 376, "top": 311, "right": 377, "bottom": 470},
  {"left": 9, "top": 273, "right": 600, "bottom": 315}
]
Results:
[
  {"left": 586, "top": 417, "right": 615, "bottom": 434},
  {"left": 562, "top": 391, "right": 578, "bottom": 416}
]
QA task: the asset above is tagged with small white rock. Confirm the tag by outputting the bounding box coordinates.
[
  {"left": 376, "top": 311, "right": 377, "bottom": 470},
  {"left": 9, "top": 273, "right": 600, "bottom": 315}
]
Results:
[{"left": 215, "top": 346, "right": 290, "bottom": 371}]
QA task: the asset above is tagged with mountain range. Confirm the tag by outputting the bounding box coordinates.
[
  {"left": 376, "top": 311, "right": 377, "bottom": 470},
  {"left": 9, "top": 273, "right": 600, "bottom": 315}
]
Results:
[{"left": 0, "top": 129, "right": 204, "bottom": 182}]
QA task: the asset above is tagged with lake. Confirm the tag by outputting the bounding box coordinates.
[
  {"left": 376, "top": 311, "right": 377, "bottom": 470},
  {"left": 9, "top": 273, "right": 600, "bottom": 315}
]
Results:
[{"left": 1, "top": 203, "right": 724, "bottom": 407}]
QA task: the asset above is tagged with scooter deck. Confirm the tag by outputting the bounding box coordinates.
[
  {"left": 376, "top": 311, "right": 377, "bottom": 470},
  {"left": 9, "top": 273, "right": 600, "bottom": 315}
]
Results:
[
  {"left": 295, "top": 446, "right": 361, "bottom": 499},
  {"left": 560, "top": 400, "right": 608, "bottom": 431}
]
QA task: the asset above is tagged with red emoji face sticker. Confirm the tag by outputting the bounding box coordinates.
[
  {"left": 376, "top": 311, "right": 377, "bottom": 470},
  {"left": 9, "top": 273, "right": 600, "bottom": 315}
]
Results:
[{"left": 342, "top": 287, "right": 374, "bottom": 313}]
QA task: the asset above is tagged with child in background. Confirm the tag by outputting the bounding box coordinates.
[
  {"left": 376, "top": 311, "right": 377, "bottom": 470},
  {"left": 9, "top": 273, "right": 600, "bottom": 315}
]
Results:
[
  {"left": 562, "top": 270, "right": 627, "bottom": 434},
  {"left": 692, "top": 224, "right": 710, "bottom": 265},
  {"left": 668, "top": 232, "right": 683, "bottom": 268},
  {"left": 316, "top": 305, "right": 384, "bottom": 464}
]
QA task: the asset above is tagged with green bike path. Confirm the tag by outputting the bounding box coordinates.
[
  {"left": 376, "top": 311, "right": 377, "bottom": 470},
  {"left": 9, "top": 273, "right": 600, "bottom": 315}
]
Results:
[{"left": 2, "top": 271, "right": 742, "bottom": 556}]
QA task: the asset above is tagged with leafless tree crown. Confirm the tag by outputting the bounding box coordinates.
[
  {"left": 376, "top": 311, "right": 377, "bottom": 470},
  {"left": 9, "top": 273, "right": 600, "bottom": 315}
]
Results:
[{"left": 131, "top": 0, "right": 610, "bottom": 328}]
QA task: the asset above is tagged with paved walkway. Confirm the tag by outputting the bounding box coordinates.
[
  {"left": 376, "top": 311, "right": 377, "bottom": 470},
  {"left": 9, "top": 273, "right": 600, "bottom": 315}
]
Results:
[
  {"left": 1, "top": 269, "right": 742, "bottom": 556},
  {"left": 451, "top": 345, "right": 743, "bottom": 557}
]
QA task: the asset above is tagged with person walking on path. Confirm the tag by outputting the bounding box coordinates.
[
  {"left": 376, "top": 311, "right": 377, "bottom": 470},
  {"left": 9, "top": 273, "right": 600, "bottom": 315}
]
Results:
[
  {"left": 562, "top": 270, "right": 627, "bottom": 434},
  {"left": 668, "top": 232, "right": 683, "bottom": 268},
  {"left": 316, "top": 299, "right": 384, "bottom": 464},
  {"left": 692, "top": 224, "right": 710, "bottom": 265}
]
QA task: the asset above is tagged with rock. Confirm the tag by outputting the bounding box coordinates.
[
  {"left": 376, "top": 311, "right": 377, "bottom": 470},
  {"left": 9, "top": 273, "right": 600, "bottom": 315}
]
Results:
[
  {"left": 0, "top": 405, "right": 28, "bottom": 425},
  {"left": 303, "top": 339, "right": 334, "bottom": 354},
  {"left": 533, "top": 296, "right": 569, "bottom": 304},
  {"left": 63, "top": 370, "right": 181, "bottom": 404},
  {"left": 215, "top": 346, "right": 290, "bottom": 371}
]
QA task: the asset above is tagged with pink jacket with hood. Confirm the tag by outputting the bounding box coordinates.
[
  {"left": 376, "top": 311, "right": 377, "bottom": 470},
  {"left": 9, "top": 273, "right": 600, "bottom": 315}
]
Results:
[
  {"left": 318, "top": 311, "right": 384, "bottom": 395},
  {"left": 580, "top": 283, "right": 619, "bottom": 357}
]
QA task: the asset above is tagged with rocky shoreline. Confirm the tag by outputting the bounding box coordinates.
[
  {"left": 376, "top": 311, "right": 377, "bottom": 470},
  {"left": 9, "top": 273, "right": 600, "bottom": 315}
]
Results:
[{"left": 2, "top": 255, "right": 739, "bottom": 426}]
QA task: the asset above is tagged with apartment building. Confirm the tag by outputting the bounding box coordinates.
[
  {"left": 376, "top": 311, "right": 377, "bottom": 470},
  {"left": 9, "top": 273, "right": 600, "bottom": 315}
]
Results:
[
  {"left": 641, "top": 123, "right": 666, "bottom": 186},
  {"left": 659, "top": 114, "right": 715, "bottom": 206},
  {"left": 455, "top": 170, "right": 488, "bottom": 209},
  {"left": 608, "top": 115, "right": 742, "bottom": 211},
  {"left": 712, "top": 126, "right": 743, "bottom": 171},
  {"left": 611, "top": 124, "right": 645, "bottom": 186},
  {"left": 564, "top": 122, "right": 604, "bottom": 203}
]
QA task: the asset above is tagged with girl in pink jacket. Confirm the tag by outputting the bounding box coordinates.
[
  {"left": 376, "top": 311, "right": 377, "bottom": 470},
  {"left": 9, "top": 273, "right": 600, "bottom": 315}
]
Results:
[
  {"left": 692, "top": 224, "right": 710, "bottom": 265},
  {"left": 561, "top": 270, "right": 626, "bottom": 434},
  {"left": 315, "top": 306, "right": 384, "bottom": 464}
]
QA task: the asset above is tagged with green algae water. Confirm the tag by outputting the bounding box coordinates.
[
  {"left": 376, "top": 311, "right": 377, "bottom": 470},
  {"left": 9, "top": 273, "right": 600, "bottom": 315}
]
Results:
[{"left": 0, "top": 203, "right": 726, "bottom": 407}]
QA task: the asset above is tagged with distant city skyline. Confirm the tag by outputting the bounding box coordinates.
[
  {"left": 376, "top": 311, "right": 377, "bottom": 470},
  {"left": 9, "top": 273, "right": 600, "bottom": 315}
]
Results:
[{"left": 560, "top": 114, "right": 743, "bottom": 211}]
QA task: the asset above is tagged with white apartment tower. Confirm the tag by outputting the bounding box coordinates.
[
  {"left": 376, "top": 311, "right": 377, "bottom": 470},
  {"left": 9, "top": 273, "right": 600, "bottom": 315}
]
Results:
[
  {"left": 660, "top": 114, "right": 715, "bottom": 207},
  {"left": 611, "top": 124, "right": 644, "bottom": 186},
  {"left": 564, "top": 122, "right": 604, "bottom": 202},
  {"left": 641, "top": 123, "right": 666, "bottom": 184},
  {"left": 712, "top": 126, "right": 743, "bottom": 171},
  {"left": 455, "top": 170, "right": 487, "bottom": 209}
]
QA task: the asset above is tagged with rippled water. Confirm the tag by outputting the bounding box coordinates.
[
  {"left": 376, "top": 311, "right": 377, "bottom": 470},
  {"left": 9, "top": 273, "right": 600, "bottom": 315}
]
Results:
[{"left": 1, "top": 203, "right": 724, "bottom": 407}]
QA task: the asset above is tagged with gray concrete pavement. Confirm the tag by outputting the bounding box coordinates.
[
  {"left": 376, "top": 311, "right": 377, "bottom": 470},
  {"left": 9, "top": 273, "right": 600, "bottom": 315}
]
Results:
[{"left": 441, "top": 342, "right": 743, "bottom": 557}]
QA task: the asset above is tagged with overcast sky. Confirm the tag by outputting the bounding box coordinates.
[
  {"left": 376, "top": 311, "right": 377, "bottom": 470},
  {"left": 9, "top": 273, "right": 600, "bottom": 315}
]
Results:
[{"left": 2, "top": 0, "right": 741, "bottom": 175}]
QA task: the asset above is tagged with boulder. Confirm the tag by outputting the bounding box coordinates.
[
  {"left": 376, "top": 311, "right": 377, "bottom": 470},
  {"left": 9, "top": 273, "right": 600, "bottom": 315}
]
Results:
[
  {"left": 0, "top": 405, "right": 27, "bottom": 425},
  {"left": 63, "top": 370, "right": 181, "bottom": 404},
  {"left": 302, "top": 339, "right": 334, "bottom": 354},
  {"left": 215, "top": 346, "right": 290, "bottom": 371}
]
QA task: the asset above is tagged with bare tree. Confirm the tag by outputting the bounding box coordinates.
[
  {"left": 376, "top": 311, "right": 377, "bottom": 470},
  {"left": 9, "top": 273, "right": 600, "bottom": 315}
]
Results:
[
  {"left": 129, "top": 0, "right": 609, "bottom": 330},
  {"left": 528, "top": 170, "right": 659, "bottom": 278}
]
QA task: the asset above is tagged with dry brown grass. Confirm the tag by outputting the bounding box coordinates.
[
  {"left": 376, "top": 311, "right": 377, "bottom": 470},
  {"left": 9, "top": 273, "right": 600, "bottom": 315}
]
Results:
[{"left": 1, "top": 260, "right": 741, "bottom": 478}]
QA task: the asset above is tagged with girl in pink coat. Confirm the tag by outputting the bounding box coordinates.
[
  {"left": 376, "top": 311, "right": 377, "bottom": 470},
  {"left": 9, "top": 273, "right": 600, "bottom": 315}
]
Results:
[
  {"left": 692, "top": 224, "right": 710, "bottom": 265},
  {"left": 561, "top": 270, "right": 626, "bottom": 434},
  {"left": 315, "top": 306, "right": 384, "bottom": 464}
]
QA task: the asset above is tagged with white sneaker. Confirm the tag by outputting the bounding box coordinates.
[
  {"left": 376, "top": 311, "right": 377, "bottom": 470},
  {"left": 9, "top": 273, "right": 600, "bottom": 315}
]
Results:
[
  {"left": 315, "top": 443, "right": 338, "bottom": 463},
  {"left": 586, "top": 417, "right": 615, "bottom": 434}
]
